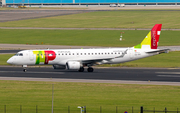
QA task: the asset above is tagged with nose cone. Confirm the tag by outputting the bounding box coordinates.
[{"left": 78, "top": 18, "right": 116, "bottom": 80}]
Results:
[{"left": 7, "top": 57, "right": 14, "bottom": 64}]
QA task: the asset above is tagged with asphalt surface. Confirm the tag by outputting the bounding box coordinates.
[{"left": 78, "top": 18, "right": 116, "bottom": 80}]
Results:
[
  {"left": 0, "top": 10, "right": 93, "bottom": 22},
  {"left": 0, "top": 50, "right": 21, "bottom": 53},
  {"left": 1, "top": 27, "right": 180, "bottom": 31},
  {"left": 0, "top": 67, "right": 180, "bottom": 84}
]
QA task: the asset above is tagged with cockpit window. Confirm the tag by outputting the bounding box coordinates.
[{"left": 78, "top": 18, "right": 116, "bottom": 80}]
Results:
[{"left": 14, "top": 53, "right": 23, "bottom": 56}]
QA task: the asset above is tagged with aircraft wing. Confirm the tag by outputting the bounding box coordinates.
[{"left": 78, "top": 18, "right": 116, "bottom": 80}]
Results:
[{"left": 79, "top": 49, "right": 128, "bottom": 65}]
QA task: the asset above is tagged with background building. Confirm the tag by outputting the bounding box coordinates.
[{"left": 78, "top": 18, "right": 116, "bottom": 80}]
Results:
[{"left": 4, "top": 0, "right": 180, "bottom": 6}]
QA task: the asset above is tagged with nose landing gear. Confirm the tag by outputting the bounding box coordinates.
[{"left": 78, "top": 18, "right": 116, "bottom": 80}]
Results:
[
  {"left": 23, "top": 69, "right": 27, "bottom": 72},
  {"left": 22, "top": 65, "right": 27, "bottom": 72}
]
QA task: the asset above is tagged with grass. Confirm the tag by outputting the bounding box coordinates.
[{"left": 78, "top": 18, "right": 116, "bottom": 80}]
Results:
[
  {"left": 1, "top": 11, "right": 180, "bottom": 28},
  {"left": 2, "top": 51, "right": 180, "bottom": 68},
  {"left": 0, "top": 29, "right": 180, "bottom": 47},
  {"left": 0, "top": 54, "right": 13, "bottom": 65},
  {"left": 0, "top": 80, "right": 180, "bottom": 113}
]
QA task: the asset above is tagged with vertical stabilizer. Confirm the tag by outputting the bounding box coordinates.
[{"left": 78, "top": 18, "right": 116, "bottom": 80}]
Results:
[{"left": 134, "top": 24, "right": 162, "bottom": 49}]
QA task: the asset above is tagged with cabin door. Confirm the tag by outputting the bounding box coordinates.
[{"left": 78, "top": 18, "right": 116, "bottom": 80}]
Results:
[
  {"left": 29, "top": 51, "right": 34, "bottom": 61},
  {"left": 129, "top": 49, "right": 134, "bottom": 59}
]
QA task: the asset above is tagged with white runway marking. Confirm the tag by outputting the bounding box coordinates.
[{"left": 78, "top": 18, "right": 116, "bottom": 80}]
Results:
[
  {"left": 156, "top": 72, "right": 180, "bottom": 74},
  {"left": 0, "top": 71, "right": 64, "bottom": 74},
  {"left": 156, "top": 72, "right": 180, "bottom": 77},
  {"left": 157, "top": 75, "right": 180, "bottom": 78}
]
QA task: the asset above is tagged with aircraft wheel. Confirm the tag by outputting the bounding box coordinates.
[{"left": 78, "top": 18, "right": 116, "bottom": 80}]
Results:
[
  {"left": 79, "top": 67, "right": 84, "bottom": 72},
  {"left": 23, "top": 69, "right": 27, "bottom": 72},
  {"left": 87, "top": 67, "right": 94, "bottom": 72}
]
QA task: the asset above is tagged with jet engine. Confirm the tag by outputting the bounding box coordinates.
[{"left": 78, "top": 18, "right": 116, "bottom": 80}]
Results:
[
  {"left": 66, "top": 61, "right": 81, "bottom": 70},
  {"left": 53, "top": 65, "right": 66, "bottom": 69}
]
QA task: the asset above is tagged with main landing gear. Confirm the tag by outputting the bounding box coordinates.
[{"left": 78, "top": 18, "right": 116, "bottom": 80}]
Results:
[
  {"left": 78, "top": 67, "right": 94, "bottom": 72},
  {"left": 79, "top": 67, "right": 84, "bottom": 72},
  {"left": 87, "top": 67, "right": 94, "bottom": 72}
]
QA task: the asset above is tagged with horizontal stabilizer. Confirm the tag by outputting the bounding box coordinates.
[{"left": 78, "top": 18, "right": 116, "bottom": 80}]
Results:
[{"left": 145, "top": 49, "right": 170, "bottom": 54}]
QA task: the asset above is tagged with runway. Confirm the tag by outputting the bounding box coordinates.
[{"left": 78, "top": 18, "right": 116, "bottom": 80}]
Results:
[
  {"left": 0, "top": 10, "right": 92, "bottom": 22},
  {"left": 0, "top": 66, "right": 180, "bottom": 86},
  {"left": 0, "top": 50, "right": 21, "bottom": 54}
]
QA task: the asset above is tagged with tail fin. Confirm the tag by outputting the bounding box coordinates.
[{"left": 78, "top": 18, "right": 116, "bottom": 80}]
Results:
[{"left": 134, "top": 24, "right": 162, "bottom": 49}]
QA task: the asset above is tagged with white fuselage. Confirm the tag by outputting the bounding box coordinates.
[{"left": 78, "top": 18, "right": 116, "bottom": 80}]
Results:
[{"left": 7, "top": 47, "right": 158, "bottom": 66}]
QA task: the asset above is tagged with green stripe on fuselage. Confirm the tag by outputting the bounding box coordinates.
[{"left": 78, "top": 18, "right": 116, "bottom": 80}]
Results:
[{"left": 33, "top": 51, "right": 45, "bottom": 65}]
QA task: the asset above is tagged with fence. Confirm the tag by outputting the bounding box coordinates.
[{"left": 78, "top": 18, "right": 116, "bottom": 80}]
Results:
[
  {"left": 1, "top": 105, "right": 180, "bottom": 113},
  {"left": 1, "top": 105, "right": 138, "bottom": 113},
  {"left": 141, "top": 107, "right": 180, "bottom": 113}
]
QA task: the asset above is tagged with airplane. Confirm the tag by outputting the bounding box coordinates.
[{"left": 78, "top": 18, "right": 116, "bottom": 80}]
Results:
[{"left": 7, "top": 24, "right": 169, "bottom": 72}]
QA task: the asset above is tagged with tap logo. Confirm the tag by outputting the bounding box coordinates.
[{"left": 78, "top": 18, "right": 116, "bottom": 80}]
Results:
[{"left": 33, "top": 50, "right": 56, "bottom": 64}]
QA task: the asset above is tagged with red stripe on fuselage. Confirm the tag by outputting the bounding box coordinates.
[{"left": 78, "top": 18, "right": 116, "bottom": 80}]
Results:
[{"left": 44, "top": 50, "right": 56, "bottom": 64}]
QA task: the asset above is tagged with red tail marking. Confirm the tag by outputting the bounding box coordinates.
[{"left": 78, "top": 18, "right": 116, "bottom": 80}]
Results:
[{"left": 151, "top": 24, "right": 162, "bottom": 49}]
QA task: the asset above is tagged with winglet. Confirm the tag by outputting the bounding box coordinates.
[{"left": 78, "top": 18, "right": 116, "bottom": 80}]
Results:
[{"left": 134, "top": 24, "right": 162, "bottom": 49}]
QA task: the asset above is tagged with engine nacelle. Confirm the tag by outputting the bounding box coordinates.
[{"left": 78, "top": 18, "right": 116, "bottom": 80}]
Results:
[
  {"left": 66, "top": 61, "right": 81, "bottom": 70},
  {"left": 53, "top": 65, "right": 66, "bottom": 69}
]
